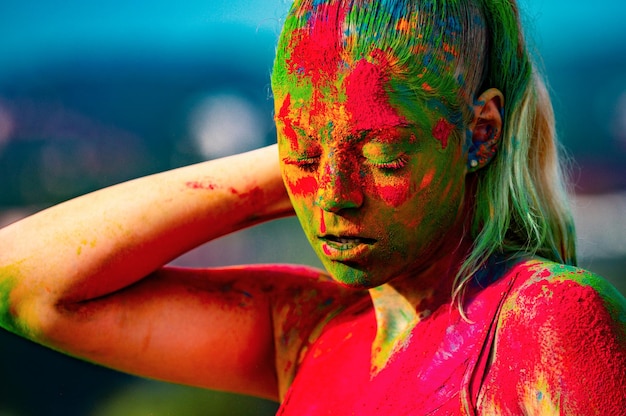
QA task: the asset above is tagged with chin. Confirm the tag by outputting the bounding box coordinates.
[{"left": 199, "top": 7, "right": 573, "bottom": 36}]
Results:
[{"left": 325, "top": 262, "right": 388, "bottom": 289}]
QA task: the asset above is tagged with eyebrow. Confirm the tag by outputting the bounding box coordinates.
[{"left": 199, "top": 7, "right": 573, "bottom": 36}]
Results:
[{"left": 351, "top": 124, "right": 417, "bottom": 142}]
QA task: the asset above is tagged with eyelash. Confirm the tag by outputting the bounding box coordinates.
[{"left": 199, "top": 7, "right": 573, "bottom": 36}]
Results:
[
  {"left": 370, "top": 156, "right": 408, "bottom": 171},
  {"left": 285, "top": 156, "right": 320, "bottom": 172},
  {"left": 285, "top": 155, "right": 408, "bottom": 172}
]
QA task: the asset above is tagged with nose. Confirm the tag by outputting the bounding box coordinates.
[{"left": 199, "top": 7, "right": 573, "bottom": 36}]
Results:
[{"left": 315, "top": 153, "right": 364, "bottom": 212}]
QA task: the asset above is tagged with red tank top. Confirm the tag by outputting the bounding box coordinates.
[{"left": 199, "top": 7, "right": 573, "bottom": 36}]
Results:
[{"left": 277, "top": 264, "right": 521, "bottom": 415}]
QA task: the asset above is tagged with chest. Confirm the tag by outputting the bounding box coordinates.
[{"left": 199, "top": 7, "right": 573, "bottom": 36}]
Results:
[{"left": 277, "top": 305, "right": 492, "bottom": 416}]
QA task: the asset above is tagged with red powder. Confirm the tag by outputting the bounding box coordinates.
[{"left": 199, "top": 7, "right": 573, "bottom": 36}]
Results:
[
  {"left": 277, "top": 265, "right": 521, "bottom": 414},
  {"left": 287, "top": 176, "right": 318, "bottom": 197},
  {"left": 432, "top": 118, "right": 454, "bottom": 149},
  {"left": 278, "top": 94, "right": 299, "bottom": 151},
  {"left": 185, "top": 180, "right": 217, "bottom": 190},
  {"left": 419, "top": 169, "right": 435, "bottom": 191},
  {"left": 285, "top": 6, "right": 409, "bottom": 138},
  {"left": 276, "top": 261, "right": 626, "bottom": 414},
  {"left": 375, "top": 184, "right": 409, "bottom": 207},
  {"left": 235, "top": 186, "right": 263, "bottom": 201},
  {"left": 480, "top": 268, "right": 626, "bottom": 414},
  {"left": 286, "top": 3, "right": 345, "bottom": 87},
  {"left": 344, "top": 57, "right": 409, "bottom": 134}
]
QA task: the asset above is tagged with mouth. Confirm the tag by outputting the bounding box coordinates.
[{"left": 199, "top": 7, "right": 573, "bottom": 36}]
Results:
[
  {"left": 321, "top": 235, "right": 377, "bottom": 247},
  {"left": 318, "top": 234, "right": 377, "bottom": 261}
]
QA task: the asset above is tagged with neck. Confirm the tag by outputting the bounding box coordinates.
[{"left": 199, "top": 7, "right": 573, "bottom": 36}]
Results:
[{"left": 367, "top": 229, "right": 472, "bottom": 375}]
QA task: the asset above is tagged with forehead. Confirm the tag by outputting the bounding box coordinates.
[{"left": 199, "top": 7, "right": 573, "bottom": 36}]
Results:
[
  {"left": 272, "top": 3, "right": 441, "bottom": 138},
  {"left": 275, "top": 57, "right": 416, "bottom": 139}
]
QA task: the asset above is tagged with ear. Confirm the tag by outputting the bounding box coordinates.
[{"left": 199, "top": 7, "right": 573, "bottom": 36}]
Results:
[{"left": 467, "top": 88, "right": 504, "bottom": 172}]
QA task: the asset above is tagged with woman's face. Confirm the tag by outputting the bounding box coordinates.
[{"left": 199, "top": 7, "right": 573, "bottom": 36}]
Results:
[{"left": 274, "top": 53, "right": 469, "bottom": 288}]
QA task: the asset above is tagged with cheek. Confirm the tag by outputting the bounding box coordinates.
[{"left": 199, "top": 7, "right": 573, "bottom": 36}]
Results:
[
  {"left": 283, "top": 170, "right": 318, "bottom": 225},
  {"left": 286, "top": 175, "right": 318, "bottom": 197},
  {"left": 366, "top": 159, "right": 445, "bottom": 209},
  {"left": 368, "top": 174, "right": 411, "bottom": 207}
]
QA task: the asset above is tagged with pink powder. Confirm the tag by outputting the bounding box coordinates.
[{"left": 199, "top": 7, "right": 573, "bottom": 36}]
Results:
[
  {"left": 344, "top": 57, "right": 409, "bottom": 134},
  {"left": 432, "top": 118, "right": 454, "bottom": 149},
  {"left": 374, "top": 184, "right": 409, "bottom": 207},
  {"left": 278, "top": 93, "right": 300, "bottom": 151},
  {"left": 185, "top": 180, "right": 217, "bottom": 190},
  {"left": 287, "top": 176, "right": 318, "bottom": 197},
  {"left": 286, "top": 3, "right": 345, "bottom": 87},
  {"left": 481, "top": 266, "right": 626, "bottom": 413}
]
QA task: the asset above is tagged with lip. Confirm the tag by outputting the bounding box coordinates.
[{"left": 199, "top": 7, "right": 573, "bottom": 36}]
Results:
[{"left": 318, "top": 234, "right": 377, "bottom": 261}]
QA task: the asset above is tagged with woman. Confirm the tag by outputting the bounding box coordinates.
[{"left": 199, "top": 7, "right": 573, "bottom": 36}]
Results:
[{"left": 1, "top": 0, "right": 624, "bottom": 414}]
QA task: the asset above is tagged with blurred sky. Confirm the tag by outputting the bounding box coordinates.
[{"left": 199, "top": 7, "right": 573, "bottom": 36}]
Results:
[
  {"left": 0, "top": 0, "right": 290, "bottom": 84},
  {"left": 0, "top": 0, "right": 624, "bottom": 72},
  {"left": 0, "top": 2, "right": 624, "bottom": 57}
]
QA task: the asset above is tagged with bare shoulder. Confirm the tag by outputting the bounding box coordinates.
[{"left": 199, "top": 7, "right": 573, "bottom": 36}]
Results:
[
  {"left": 502, "top": 259, "right": 626, "bottom": 331},
  {"left": 481, "top": 259, "right": 626, "bottom": 414}
]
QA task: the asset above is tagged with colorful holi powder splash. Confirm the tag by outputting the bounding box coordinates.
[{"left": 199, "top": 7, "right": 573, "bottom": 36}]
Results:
[
  {"left": 478, "top": 261, "right": 626, "bottom": 414},
  {"left": 275, "top": 259, "right": 626, "bottom": 414},
  {"left": 185, "top": 180, "right": 218, "bottom": 190},
  {"left": 273, "top": 0, "right": 479, "bottom": 292},
  {"left": 344, "top": 55, "right": 411, "bottom": 134},
  {"left": 273, "top": 0, "right": 489, "bottom": 139},
  {"left": 432, "top": 118, "right": 454, "bottom": 149}
]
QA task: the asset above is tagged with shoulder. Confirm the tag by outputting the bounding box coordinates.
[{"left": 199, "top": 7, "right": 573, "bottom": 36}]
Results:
[
  {"left": 502, "top": 259, "right": 626, "bottom": 329},
  {"left": 485, "top": 259, "right": 626, "bottom": 414}
]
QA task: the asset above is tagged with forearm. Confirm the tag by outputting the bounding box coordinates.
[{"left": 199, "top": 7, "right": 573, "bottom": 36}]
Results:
[{"left": 0, "top": 145, "right": 291, "bottom": 322}]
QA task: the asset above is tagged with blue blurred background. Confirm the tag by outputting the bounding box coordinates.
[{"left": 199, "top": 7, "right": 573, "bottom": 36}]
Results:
[{"left": 0, "top": 1, "right": 625, "bottom": 414}]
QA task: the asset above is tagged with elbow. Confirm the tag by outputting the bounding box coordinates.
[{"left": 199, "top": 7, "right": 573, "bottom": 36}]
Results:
[
  {"left": 0, "top": 278, "right": 26, "bottom": 336},
  {"left": 0, "top": 277, "right": 49, "bottom": 340}
]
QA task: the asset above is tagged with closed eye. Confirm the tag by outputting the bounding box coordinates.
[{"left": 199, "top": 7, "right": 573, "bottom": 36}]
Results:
[
  {"left": 369, "top": 155, "right": 408, "bottom": 171},
  {"left": 283, "top": 155, "right": 320, "bottom": 172}
]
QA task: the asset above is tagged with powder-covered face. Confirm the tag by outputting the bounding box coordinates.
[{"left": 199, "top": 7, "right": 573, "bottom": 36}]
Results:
[
  {"left": 275, "top": 71, "right": 469, "bottom": 288},
  {"left": 273, "top": 2, "right": 471, "bottom": 288}
]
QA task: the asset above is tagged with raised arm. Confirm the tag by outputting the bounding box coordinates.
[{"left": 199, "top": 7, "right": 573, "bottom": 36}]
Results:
[
  {"left": 0, "top": 145, "right": 291, "bottom": 303},
  {"left": 0, "top": 145, "right": 302, "bottom": 399}
]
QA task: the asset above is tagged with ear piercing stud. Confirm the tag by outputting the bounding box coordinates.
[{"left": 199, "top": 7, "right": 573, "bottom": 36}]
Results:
[{"left": 470, "top": 159, "right": 478, "bottom": 168}]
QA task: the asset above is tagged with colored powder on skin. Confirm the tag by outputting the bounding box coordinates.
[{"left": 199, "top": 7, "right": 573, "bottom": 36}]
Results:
[
  {"left": 233, "top": 186, "right": 264, "bottom": 202},
  {"left": 278, "top": 93, "right": 299, "bottom": 151},
  {"left": 286, "top": 3, "right": 346, "bottom": 88},
  {"left": 374, "top": 183, "right": 409, "bottom": 207},
  {"left": 278, "top": 260, "right": 626, "bottom": 414},
  {"left": 283, "top": 6, "right": 414, "bottom": 142},
  {"left": 481, "top": 264, "right": 626, "bottom": 414},
  {"left": 287, "top": 176, "right": 318, "bottom": 197},
  {"left": 0, "top": 273, "right": 20, "bottom": 334},
  {"left": 277, "top": 264, "right": 519, "bottom": 414},
  {"left": 432, "top": 118, "right": 454, "bottom": 149},
  {"left": 419, "top": 169, "right": 435, "bottom": 191},
  {"left": 344, "top": 54, "right": 410, "bottom": 135},
  {"left": 185, "top": 180, "right": 218, "bottom": 190}
]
